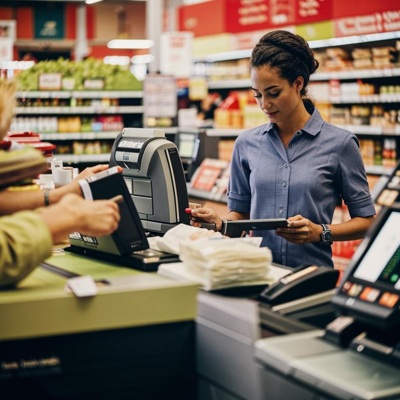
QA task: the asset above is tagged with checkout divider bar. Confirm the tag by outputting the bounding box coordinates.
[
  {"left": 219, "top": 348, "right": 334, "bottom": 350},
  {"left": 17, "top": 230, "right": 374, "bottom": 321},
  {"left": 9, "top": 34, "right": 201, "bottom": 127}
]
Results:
[{"left": 40, "top": 261, "right": 81, "bottom": 279}]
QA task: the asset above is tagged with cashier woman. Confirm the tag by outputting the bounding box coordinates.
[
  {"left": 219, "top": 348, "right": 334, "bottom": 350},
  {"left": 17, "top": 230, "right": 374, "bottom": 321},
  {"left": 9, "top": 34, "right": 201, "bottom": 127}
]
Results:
[
  {"left": 0, "top": 78, "right": 121, "bottom": 287},
  {"left": 189, "top": 30, "right": 376, "bottom": 268}
]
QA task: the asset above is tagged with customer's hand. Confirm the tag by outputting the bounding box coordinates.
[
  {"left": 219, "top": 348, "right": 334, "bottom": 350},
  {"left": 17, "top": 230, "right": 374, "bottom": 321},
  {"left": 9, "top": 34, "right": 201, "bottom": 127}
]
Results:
[
  {"left": 67, "top": 164, "right": 111, "bottom": 195},
  {"left": 74, "top": 164, "right": 111, "bottom": 181},
  {"left": 54, "top": 165, "right": 123, "bottom": 199},
  {"left": 37, "top": 193, "right": 121, "bottom": 244},
  {"left": 59, "top": 193, "right": 120, "bottom": 236}
]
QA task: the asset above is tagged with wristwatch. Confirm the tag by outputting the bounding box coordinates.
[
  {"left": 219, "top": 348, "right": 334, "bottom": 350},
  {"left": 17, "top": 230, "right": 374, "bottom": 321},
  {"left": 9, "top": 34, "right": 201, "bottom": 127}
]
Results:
[{"left": 320, "top": 224, "right": 333, "bottom": 244}]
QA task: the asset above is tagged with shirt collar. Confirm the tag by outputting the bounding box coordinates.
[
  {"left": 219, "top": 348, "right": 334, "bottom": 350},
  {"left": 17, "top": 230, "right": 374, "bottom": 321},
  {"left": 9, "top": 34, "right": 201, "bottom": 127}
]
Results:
[{"left": 264, "top": 107, "right": 323, "bottom": 137}]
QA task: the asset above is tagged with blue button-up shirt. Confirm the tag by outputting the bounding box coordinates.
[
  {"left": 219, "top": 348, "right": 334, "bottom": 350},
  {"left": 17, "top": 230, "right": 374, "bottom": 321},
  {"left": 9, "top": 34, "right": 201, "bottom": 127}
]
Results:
[{"left": 227, "top": 108, "right": 376, "bottom": 268}]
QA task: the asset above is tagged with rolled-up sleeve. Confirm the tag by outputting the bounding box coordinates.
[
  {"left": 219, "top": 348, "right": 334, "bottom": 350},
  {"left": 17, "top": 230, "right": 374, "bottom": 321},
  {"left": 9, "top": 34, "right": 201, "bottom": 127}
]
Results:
[
  {"left": 338, "top": 135, "right": 376, "bottom": 217},
  {"left": 227, "top": 134, "right": 252, "bottom": 213},
  {"left": 0, "top": 211, "right": 52, "bottom": 287}
]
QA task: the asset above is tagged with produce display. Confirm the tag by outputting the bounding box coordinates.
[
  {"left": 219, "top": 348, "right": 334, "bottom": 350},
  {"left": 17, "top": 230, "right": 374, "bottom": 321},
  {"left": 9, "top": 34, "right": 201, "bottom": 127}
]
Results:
[{"left": 16, "top": 58, "right": 142, "bottom": 91}]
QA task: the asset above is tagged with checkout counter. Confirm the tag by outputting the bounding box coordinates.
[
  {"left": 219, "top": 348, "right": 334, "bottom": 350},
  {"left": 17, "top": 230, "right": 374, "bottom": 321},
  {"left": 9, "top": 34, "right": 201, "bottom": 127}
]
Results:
[
  {"left": 4, "top": 128, "right": 395, "bottom": 400},
  {"left": 0, "top": 128, "right": 199, "bottom": 399},
  {"left": 0, "top": 252, "right": 198, "bottom": 400},
  {"left": 254, "top": 203, "right": 400, "bottom": 400},
  {"left": 196, "top": 264, "right": 340, "bottom": 400}
]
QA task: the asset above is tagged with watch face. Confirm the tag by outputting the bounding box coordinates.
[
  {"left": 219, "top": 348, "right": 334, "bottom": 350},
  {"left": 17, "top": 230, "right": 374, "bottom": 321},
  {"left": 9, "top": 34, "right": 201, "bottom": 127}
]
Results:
[{"left": 324, "top": 231, "right": 333, "bottom": 241}]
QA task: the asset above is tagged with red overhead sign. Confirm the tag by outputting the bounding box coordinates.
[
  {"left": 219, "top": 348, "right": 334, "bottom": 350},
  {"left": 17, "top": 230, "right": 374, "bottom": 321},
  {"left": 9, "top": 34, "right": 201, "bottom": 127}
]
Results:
[
  {"left": 295, "top": 0, "right": 332, "bottom": 24},
  {"left": 333, "top": 0, "right": 398, "bottom": 19},
  {"left": 335, "top": 9, "right": 400, "bottom": 36},
  {"left": 178, "top": 0, "right": 226, "bottom": 37},
  {"left": 179, "top": 0, "right": 399, "bottom": 38},
  {"left": 179, "top": 0, "right": 334, "bottom": 37}
]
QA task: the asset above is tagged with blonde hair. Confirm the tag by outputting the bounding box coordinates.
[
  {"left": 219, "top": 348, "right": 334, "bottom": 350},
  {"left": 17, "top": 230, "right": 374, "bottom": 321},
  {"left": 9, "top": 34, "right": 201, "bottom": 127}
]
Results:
[{"left": 0, "top": 79, "right": 16, "bottom": 139}]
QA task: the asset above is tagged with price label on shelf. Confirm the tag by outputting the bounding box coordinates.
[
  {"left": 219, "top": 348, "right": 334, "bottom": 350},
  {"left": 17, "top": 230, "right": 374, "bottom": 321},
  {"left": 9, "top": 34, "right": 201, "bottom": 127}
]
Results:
[{"left": 39, "top": 73, "right": 62, "bottom": 91}]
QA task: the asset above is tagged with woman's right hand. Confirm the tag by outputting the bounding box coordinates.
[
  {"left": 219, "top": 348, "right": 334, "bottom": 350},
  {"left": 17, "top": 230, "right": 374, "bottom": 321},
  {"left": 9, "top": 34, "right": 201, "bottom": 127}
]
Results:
[{"left": 190, "top": 207, "right": 223, "bottom": 231}]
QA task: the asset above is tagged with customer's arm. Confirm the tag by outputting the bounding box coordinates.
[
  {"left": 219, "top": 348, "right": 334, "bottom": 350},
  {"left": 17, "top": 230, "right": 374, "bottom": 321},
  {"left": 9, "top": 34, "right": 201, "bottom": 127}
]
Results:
[
  {"left": 0, "top": 193, "right": 120, "bottom": 287},
  {"left": 0, "top": 210, "right": 53, "bottom": 287},
  {"left": 36, "top": 193, "right": 120, "bottom": 244},
  {"left": 0, "top": 164, "right": 110, "bottom": 215}
]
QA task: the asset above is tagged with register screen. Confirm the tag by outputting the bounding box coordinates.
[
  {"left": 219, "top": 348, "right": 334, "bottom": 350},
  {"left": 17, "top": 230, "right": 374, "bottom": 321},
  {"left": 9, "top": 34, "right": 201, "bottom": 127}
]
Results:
[
  {"left": 178, "top": 132, "right": 198, "bottom": 159},
  {"left": 353, "top": 211, "right": 400, "bottom": 289}
]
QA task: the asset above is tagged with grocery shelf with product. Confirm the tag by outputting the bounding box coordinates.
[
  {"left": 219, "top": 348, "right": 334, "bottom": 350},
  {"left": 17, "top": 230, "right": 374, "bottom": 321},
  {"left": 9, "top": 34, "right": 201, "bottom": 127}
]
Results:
[
  {"left": 12, "top": 59, "right": 144, "bottom": 168},
  {"left": 193, "top": 34, "right": 400, "bottom": 181},
  {"left": 186, "top": 33, "right": 400, "bottom": 272},
  {"left": 12, "top": 90, "right": 143, "bottom": 167}
]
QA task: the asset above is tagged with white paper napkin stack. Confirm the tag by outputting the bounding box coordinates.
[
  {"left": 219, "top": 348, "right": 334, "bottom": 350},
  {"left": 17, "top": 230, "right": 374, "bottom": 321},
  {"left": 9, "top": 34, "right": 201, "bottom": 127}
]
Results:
[{"left": 178, "top": 236, "right": 272, "bottom": 290}]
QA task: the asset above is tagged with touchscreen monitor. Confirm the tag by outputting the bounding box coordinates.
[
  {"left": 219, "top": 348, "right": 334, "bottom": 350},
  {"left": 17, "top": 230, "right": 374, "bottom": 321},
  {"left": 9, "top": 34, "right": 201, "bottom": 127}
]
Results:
[
  {"left": 176, "top": 131, "right": 200, "bottom": 160},
  {"left": 332, "top": 204, "right": 400, "bottom": 329}
]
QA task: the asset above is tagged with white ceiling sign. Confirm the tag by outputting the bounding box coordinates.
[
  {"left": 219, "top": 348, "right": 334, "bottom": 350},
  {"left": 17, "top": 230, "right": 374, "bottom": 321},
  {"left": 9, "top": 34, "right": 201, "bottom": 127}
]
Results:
[{"left": 160, "top": 31, "right": 193, "bottom": 78}]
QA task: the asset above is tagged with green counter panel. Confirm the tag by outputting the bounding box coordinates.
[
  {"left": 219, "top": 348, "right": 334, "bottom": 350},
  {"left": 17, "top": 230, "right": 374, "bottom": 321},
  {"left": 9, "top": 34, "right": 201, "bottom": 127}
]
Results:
[{"left": 0, "top": 251, "right": 200, "bottom": 341}]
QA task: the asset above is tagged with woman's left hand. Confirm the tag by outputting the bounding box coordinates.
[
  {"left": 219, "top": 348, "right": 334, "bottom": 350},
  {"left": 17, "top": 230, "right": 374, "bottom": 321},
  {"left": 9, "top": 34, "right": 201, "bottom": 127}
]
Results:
[{"left": 275, "top": 214, "right": 321, "bottom": 244}]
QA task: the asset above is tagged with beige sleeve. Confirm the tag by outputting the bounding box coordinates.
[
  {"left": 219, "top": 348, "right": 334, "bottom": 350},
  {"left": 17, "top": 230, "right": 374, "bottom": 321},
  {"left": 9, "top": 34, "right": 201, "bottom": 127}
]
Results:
[{"left": 0, "top": 211, "right": 53, "bottom": 287}]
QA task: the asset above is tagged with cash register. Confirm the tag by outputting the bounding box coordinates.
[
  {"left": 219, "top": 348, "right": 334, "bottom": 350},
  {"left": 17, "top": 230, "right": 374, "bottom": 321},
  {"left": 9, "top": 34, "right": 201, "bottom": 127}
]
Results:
[
  {"left": 109, "top": 128, "right": 190, "bottom": 234},
  {"left": 254, "top": 203, "right": 400, "bottom": 400}
]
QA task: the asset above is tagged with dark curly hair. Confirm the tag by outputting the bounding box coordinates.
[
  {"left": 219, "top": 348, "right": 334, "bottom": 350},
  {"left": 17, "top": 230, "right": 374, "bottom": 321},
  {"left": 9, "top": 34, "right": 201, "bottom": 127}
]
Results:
[{"left": 251, "top": 30, "right": 319, "bottom": 113}]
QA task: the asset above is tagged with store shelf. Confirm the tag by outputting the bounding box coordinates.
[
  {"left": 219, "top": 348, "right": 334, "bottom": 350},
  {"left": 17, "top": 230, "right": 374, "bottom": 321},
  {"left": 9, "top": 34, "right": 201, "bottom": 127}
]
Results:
[
  {"left": 205, "top": 68, "right": 400, "bottom": 90},
  {"left": 365, "top": 165, "right": 395, "bottom": 176},
  {"left": 39, "top": 132, "right": 120, "bottom": 140},
  {"left": 55, "top": 154, "right": 111, "bottom": 163},
  {"left": 15, "top": 90, "right": 144, "bottom": 168},
  {"left": 17, "top": 90, "right": 143, "bottom": 99},
  {"left": 206, "top": 128, "right": 243, "bottom": 137},
  {"left": 15, "top": 106, "right": 144, "bottom": 115},
  {"left": 330, "top": 94, "right": 400, "bottom": 104},
  {"left": 207, "top": 79, "right": 251, "bottom": 89},
  {"left": 193, "top": 32, "right": 400, "bottom": 63},
  {"left": 312, "top": 67, "right": 400, "bottom": 81},
  {"left": 187, "top": 185, "right": 228, "bottom": 203},
  {"left": 204, "top": 126, "right": 400, "bottom": 137},
  {"left": 199, "top": 37, "right": 400, "bottom": 176},
  {"left": 336, "top": 125, "right": 400, "bottom": 136}
]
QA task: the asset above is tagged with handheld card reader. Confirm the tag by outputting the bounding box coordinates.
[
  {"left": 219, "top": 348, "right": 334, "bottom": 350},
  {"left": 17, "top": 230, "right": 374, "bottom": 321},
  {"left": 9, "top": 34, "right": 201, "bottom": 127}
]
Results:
[{"left": 221, "top": 218, "right": 289, "bottom": 237}]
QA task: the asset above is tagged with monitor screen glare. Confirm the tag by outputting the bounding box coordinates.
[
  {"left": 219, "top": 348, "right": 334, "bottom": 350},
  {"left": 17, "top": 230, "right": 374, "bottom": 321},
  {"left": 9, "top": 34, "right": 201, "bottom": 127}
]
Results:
[
  {"left": 178, "top": 132, "right": 197, "bottom": 159},
  {"left": 353, "top": 211, "right": 400, "bottom": 289}
]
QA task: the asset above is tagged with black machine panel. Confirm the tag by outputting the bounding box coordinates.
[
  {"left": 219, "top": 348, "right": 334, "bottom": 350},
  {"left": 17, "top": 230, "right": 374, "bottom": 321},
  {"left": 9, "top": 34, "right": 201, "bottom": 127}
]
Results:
[{"left": 332, "top": 203, "right": 400, "bottom": 329}]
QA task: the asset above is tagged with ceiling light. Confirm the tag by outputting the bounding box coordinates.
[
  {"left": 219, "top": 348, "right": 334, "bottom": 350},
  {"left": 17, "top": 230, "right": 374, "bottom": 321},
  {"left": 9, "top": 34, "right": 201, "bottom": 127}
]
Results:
[{"left": 107, "top": 39, "right": 154, "bottom": 49}]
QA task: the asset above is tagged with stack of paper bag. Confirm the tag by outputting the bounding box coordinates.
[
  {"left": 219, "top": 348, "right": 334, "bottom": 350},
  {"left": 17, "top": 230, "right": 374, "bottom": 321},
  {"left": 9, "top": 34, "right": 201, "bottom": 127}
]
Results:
[{"left": 178, "top": 237, "right": 272, "bottom": 291}]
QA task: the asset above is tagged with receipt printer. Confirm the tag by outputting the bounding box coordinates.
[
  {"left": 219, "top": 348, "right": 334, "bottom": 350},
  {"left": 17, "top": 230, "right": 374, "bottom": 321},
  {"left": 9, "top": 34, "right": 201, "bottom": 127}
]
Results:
[{"left": 109, "top": 128, "right": 190, "bottom": 234}]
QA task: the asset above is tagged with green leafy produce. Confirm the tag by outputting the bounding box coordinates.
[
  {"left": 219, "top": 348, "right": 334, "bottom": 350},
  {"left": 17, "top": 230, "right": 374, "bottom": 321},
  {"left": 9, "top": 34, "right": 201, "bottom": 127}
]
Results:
[{"left": 16, "top": 58, "right": 142, "bottom": 91}]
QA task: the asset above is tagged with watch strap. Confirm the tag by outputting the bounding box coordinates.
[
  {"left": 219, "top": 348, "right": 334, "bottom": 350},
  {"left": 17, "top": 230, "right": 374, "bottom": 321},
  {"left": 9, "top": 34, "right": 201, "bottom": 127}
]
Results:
[{"left": 320, "top": 224, "right": 332, "bottom": 244}]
